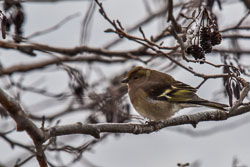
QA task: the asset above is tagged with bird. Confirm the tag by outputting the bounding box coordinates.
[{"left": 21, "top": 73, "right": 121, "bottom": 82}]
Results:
[{"left": 121, "top": 66, "right": 228, "bottom": 121}]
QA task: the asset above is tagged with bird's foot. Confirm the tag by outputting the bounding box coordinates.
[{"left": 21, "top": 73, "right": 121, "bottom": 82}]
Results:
[{"left": 145, "top": 120, "right": 163, "bottom": 131}]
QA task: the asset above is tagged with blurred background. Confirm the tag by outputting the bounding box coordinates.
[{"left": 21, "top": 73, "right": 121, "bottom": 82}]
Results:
[{"left": 0, "top": 0, "right": 250, "bottom": 167}]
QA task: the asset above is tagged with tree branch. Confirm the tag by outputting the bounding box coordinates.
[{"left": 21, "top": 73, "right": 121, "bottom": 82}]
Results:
[
  {"left": 0, "top": 56, "right": 125, "bottom": 76},
  {"left": 0, "top": 88, "right": 47, "bottom": 167},
  {"left": 44, "top": 106, "right": 249, "bottom": 140}
]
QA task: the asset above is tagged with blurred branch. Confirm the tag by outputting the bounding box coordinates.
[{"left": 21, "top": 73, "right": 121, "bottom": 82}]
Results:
[
  {"left": 0, "top": 56, "right": 125, "bottom": 76},
  {"left": 0, "top": 131, "right": 34, "bottom": 152},
  {"left": 80, "top": 1, "right": 96, "bottom": 45},
  {"left": 0, "top": 40, "right": 154, "bottom": 57},
  {"left": 241, "top": 0, "right": 250, "bottom": 10},
  {"left": 104, "top": 2, "right": 169, "bottom": 49},
  {"left": 169, "top": 115, "right": 250, "bottom": 137},
  {"left": 222, "top": 34, "right": 250, "bottom": 39},
  {"left": 29, "top": 83, "right": 128, "bottom": 122},
  {"left": 213, "top": 48, "right": 250, "bottom": 54},
  {"left": 26, "top": 13, "right": 80, "bottom": 39}
]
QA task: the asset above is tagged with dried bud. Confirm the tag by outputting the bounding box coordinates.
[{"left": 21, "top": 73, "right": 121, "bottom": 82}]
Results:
[
  {"left": 211, "top": 30, "right": 222, "bottom": 45},
  {"left": 200, "top": 40, "right": 212, "bottom": 53},
  {"left": 200, "top": 27, "right": 211, "bottom": 41},
  {"left": 200, "top": 27, "right": 213, "bottom": 53}
]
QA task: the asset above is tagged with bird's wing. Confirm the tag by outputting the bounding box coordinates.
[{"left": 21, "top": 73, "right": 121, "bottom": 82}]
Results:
[{"left": 145, "top": 81, "right": 197, "bottom": 102}]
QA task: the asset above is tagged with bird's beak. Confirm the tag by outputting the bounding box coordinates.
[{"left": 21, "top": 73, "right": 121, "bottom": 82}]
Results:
[{"left": 121, "top": 77, "right": 129, "bottom": 83}]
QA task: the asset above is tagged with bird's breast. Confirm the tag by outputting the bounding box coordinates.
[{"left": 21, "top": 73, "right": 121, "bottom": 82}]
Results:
[{"left": 128, "top": 88, "right": 180, "bottom": 121}]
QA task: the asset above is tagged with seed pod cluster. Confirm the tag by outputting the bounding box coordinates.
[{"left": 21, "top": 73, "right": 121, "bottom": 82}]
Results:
[
  {"left": 185, "top": 8, "right": 222, "bottom": 60},
  {"left": 200, "top": 26, "right": 222, "bottom": 53},
  {"left": 186, "top": 45, "right": 205, "bottom": 60},
  {"left": 186, "top": 21, "right": 221, "bottom": 60}
]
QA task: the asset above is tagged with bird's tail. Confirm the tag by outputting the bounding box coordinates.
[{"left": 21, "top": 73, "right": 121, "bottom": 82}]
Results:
[{"left": 193, "top": 99, "right": 229, "bottom": 111}]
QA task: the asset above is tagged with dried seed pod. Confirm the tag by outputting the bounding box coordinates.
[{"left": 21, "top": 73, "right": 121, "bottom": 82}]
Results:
[
  {"left": 223, "top": 66, "right": 230, "bottom": 91},
  {"left": 185, "top": 45, "right": 193, "bottom": 55},
  {"left": 225, "top": 81, "right": 233, "bottom": 106},
  {"left": 186, "top": 45, "right": 205, "bottom": 60},
  {"left": 200, "top": 27, "right": 211, "bottom": 41},
  {"left": 211, "top": 30, "right": 222, "bottom": 45},
  {"left": 5, "top": 17, "right": 11, "bottom": 32},
  {"left": 200, "top": 27, "right": 213, "bottom": 53},
  {"left": 232, "top": 82, "right": 241, "bottom": 100},
  {"left": 1, "top": 15, "right": 7, "bottom": 39},
  {"left": 200, "top": 40, "right": 212, "bottom": 53},
  {"left": 13, "top": 9, "right": 25, "bottom": 35}
]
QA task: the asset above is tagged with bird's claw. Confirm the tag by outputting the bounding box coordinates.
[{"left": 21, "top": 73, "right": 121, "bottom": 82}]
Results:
[{"left": 145, "top": 120, "right": 162, "bottom": 131}]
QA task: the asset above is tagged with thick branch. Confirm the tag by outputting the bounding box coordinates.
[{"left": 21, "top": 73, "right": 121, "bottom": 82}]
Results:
[
  {"left": 45, "top": 104, "right": 250, "bottom": 140},
  {"left": 0, "top": 88, "right": 47, "bottom": 167}
]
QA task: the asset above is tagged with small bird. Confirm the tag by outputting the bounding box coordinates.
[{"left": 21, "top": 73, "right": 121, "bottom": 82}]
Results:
[{"left": 121, "top": 66, "right": 228, "bottom": 121}]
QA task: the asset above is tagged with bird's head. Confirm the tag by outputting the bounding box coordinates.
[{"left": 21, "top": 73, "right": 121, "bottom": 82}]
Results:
[{"left": 121, "top": 66, "right": 150, "bottom": 85}]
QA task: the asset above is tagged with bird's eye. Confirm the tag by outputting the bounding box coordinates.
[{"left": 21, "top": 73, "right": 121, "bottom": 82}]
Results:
[{"left": 133, "top": 76, "right": 139, "bottom": 80}]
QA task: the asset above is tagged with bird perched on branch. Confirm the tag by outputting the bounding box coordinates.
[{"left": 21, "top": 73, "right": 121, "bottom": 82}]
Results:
[{"left": 121, "top": 66, "right": 228, "bottom": 121}]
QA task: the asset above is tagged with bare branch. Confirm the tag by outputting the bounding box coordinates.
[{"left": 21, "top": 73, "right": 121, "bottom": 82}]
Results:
[{"left": 0, "top": 88, "right": 47, "bottom": 167}]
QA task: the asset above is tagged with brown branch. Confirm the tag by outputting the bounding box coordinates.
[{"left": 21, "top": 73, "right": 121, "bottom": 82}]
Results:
[
  {"left": 170, "top": 115, "right": 250, "bottom": 137},
  {"left": 0, "top": 56, "right": 125, "bottom": 76},
  {"left": 222, "top": 34, "right": 250, "bottom": 39},
  {"left": 0, "top": 88, "right": 47, "bottom": 167},
  {"left": 0, "top": 40, "right": 154, "bottom": 57},
  {"left": 80, "top": 1, "right": 96, "bottom": 45},
  {"left": 45, "top": 104, "right": 250, "bottom": 140},
  {"left": 94, "top": 0, "right": 230, "bottom": 81},
  {"left": 213, "top": 48, "right": 250, "bottom": 54},
  {"left": 220, "top": 11, "right": 250, "bottom": 32},
  {"left": 220, "top": 26, "right": 250, "bottom": 33},
  {"left": 15, "top": 155, "right": 36, "bottom": 167},
  {"left": 104, "top": 2, "right": 169, "bottom": 49},
  {"left": 0, "top": 131, "right": 34, "bottom": 153},
  {"left": 229, "top": 83, "right": 250, "bottom": 116},
  {"left": 167, "top": 0, "right": 181, "bottom": 33},
  {"left": 43, "top": 82, "right": 250, "bottom": 141}
]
